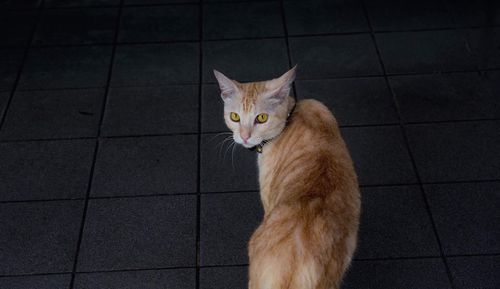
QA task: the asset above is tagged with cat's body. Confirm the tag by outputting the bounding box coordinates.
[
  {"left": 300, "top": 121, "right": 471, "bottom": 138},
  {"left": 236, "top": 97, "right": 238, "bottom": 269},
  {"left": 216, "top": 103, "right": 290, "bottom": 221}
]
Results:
[
  {"left": 214, "top": 67, "right": 360, "bottom": 289},
  {"left": 251, "top": 98, "right": 360, "bottom": 289}
]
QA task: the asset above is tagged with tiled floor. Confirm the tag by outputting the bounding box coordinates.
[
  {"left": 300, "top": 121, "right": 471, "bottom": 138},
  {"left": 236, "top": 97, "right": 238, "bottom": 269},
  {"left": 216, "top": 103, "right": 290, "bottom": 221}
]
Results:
[{"left": 0, "top": 0, "right": 499, "bottom": 288}]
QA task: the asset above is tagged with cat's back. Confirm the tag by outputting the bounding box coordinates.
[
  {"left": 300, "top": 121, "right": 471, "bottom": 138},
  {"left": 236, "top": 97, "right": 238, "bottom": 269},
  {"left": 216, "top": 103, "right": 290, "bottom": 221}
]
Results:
[
  {"left": 293, "top": 98, "right": 338, "bottom": 131},
  {"left": 260, "top": 98, "right": 358, "bottom": 209},
  {"left": 266, "top": 98, "right": 341, "bottom": 160}
]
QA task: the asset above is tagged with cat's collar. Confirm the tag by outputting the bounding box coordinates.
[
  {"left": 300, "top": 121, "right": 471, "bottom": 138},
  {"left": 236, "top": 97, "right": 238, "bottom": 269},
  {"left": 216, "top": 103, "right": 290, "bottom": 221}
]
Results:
[{"left": 248, "top": 142, "right": 265, "bottom": 153}]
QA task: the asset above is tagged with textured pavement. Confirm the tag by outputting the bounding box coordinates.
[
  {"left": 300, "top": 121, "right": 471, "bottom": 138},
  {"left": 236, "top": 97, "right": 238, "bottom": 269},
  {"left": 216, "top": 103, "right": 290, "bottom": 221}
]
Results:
[{"left": 0, "top": 0, "right": 499, "bottom": 288}]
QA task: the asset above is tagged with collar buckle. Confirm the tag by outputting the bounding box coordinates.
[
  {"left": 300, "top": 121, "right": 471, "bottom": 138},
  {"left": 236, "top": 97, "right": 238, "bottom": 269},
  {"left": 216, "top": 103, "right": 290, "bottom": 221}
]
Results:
[{"left": 248, "top": 143, "right": 263, "bottom": 153}]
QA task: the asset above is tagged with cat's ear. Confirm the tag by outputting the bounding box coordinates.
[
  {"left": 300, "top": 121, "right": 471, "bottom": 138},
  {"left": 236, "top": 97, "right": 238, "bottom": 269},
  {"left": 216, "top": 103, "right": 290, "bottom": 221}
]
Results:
[
  {"left": 265, "top": 65, "right": 297, "bottom": 104},
  {"left": 213, "top": 69, "right": 239, "bottom": 102}
]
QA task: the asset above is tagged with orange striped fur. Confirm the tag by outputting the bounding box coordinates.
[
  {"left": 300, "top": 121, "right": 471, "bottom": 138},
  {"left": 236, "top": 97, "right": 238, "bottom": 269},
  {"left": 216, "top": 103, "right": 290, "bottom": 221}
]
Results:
[{"left": 214, "top": 67, "right": 361, "bottom": 289}]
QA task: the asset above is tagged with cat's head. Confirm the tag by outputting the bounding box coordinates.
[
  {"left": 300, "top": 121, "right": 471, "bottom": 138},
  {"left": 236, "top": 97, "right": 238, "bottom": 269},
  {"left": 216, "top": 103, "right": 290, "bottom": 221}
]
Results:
[{"left": 213, "top": 67, "right": 296, "bottom": 148}]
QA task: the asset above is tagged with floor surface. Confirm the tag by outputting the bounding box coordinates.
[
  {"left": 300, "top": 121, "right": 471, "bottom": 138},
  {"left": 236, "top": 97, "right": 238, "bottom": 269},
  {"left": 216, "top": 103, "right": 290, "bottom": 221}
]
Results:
[{"left": 0, "top": 0, "right": 499, "bottom": 288}]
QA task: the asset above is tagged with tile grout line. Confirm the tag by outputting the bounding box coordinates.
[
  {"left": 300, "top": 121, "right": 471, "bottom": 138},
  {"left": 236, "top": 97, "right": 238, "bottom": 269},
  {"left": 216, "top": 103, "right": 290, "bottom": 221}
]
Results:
[
  {"left": 196, "top": 0, "right": 204, "bottom": 287},
  {"left": 67, "top": 1, "right": 125, "bottom": 288},
  {"left": 1, "top": 25, "right": 499, "bottom": 51},
  {"left": 5, "top": 67, "right": 499, "bottom": 92},
  {"left": 2, "top": 251, "right": 500, "bottom": 279},
  {"left": 0, "top": 0, "right": 45, "bottom": 134},
  {"left": 278, "top": 0, "right": 298, "bottom": 100},
  {"left": 360, "top": 1, "right": 457, "bottom": 288},
  {"left": 3, "top": 178, "right": 500, "bottom": 205}
]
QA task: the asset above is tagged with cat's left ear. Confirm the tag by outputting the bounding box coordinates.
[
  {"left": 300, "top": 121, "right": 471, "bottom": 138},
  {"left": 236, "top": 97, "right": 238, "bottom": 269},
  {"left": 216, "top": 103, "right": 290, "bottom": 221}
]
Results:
[
  {"left": 265, "top": 65, "right": 297, "bottom": 104},
  {"left": 213, "top": 69, "right": 239, "bottom": 102}
]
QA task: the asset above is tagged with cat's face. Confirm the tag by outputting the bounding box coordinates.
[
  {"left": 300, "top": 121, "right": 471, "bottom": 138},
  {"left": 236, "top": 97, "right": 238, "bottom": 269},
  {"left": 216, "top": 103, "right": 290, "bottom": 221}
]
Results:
[{"left": 214, "top": 67, "right": 296, "bottom": 148}]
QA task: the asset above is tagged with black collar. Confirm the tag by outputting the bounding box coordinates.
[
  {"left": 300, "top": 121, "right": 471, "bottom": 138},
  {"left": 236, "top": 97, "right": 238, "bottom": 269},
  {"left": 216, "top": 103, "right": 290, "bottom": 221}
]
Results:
[
  {"left": 248, "top": 102, "right": 296, "bottom": 154},
  {"left": 248, "top": 141, "right": 266, "bottom": 153}
]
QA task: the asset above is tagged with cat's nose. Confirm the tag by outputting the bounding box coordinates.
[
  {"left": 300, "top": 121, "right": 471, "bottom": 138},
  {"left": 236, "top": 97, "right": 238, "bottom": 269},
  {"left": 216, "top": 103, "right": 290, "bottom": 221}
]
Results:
[{"left": 240, "top": 131, "right": 251, "bottom": 143}]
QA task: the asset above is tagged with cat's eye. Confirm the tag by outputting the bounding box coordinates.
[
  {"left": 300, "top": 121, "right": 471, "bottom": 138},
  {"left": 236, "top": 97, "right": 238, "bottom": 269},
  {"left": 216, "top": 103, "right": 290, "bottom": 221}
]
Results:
[
  {"left": 255, "top": 113, "right": 268, "bottom": 124},
  {"left": 230, "top": 112, "right": 240, "bottom": 122}
]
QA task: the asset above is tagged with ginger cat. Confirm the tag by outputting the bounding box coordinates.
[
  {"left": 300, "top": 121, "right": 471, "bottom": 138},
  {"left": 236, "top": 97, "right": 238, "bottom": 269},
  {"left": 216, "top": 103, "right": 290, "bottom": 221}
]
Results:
[{"left": 214, "top": 66, "right": 361, "bottom": 289}]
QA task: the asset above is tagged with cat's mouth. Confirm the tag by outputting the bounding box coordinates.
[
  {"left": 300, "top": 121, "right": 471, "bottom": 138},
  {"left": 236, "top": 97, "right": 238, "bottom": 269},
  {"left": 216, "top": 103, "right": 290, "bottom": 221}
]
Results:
[
  {"left": 234, "top": 136, "right": 259, "bottom": 148},
  {"left": 237, "top": 140, "right": 256, "bottom": 148}
]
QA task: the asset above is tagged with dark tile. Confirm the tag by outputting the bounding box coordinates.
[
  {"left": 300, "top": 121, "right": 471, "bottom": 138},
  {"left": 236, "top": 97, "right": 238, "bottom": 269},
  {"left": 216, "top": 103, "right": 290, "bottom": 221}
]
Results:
[
  {"left": 200, "top": 266, "right": 247, "bottom": 289},
  {"left": 390, "top": 72, "right": 500, "bottom": 123},
  {"left": 425, "top": 182, "right": 500, "bottom": 255},
  {"left": 102, "top": 85, "right": 198, "bottom": 136},
  {"left": 289, "top": 35, "right": 382, "bottom": 79},
  {"left": 204, "top": 0, "right": 273, "bottom": 2},
  {"left": 406, "top": 121, "right": 500, "bottom": 182},
  {"left": 342, "top": 259, "right": 452, "bottom": 289},
  {"left": 204, "top": 2, "right": 283, "bottom": 40},
  {"left": 0, "top": 0, "right": 41, "bottom": 9},
  {"left": 125, "top": 0, "right": 196, "bottom": 4},
  {"left": 201, "top": 192, "right": 263, "bottom": 265},
  {"left": 33, "top": 8, "right": 118, "bottom": 45},
  {"left": 45, "top": 0, "right": 120, "bottom": 7},
  {"left": 0, "top": 90, "right": 9, "bottom": 116},
  {"left": 365, "top": 0, "right": 453, "bottom": 31},
  {"left": 204, "top": 0, "right": 272, "bottom": 2},
  {"left": 119, "top": 5, "right": 198, "bottom": 43},
  {"left": 201, "top": 84, "right": 226, "bottom": 133},
  {"left": 356, "top": 186, "right": 440, "bottom": 259},
  {"left": 112, "top": 43, "right": 199, "bottom": 86},
  {"left": 376, "top": 30, "right": 477, "bottom": 74},
  {"left": 91, "top": 135, "right": 197, "bottom": 197},
  {"left": 285, "top": 0, "right": 368, "bottom": 35},
  {"left": 0, "top": 11, "right": 37, "bottom": 47},
  {"left": 295, "top": 77, "right": 398, "bottom": 126},
  {"left": 447, "top": 256, "right": 500, "bottom": 289},
  {"left": 0, "top": 140, "right": 95, "bottom": 201},
  {"left": 341, "top": 126, "right": 417, "bottom": 185},
  {"left": 0, "top": 274, "right": 71, "bottom": 289},
  {"left": 77, "top": 195, "right": 197, "bottom": 271},
  {"left": 200, "top": 133, "right": 259, "bottom": 192},
  {"left": 445, "top": 0, "right": 500, "bottom": 27},
  {"left": 1, "top": 88, "right": 104, "bottom": 140},
  {"left": 482, "top": 70, "right": 500, "bottom": 97},
  {"left": 465, "top": 28, "right": 500, "bottom": 70},
  {"left": 0, "top": 49, "right": 23, "bottom": 90},
  {"left": 20, "top": 46, "right": 112, "bottom": 89},
  {"left": 203, "top": 39, "right": 289, "bottom": 83},
  {"left": 0, "top": 200, "right": 84, "bottom": 275},
  {"left": 75, "top": 269, "right": 195, "bottom": 289}
]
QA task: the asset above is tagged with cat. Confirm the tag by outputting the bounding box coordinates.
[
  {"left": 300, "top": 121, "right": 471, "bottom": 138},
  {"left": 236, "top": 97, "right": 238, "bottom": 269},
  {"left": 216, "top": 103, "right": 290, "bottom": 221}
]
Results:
[{"left": 214, "top": 66, "right": 361, "bottom": 289}]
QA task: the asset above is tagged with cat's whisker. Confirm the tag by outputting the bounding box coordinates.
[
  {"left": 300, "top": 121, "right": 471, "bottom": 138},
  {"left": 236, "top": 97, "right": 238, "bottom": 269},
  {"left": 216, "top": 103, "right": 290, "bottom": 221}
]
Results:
[
  {"left": 217, "top": 136, "right": 234, "bottom": 157},
  {"left": 223, "top": 139, "right": 235, "bottom": 161},
  {"left": 207, "top": 131, "right": 232, "bottom": 144},
  {"left": 215, "top": 135, "right": 232, "bottom": 151},
  {"left": 216, "top": 135, "right": 233, "bottom": 149},
  {"left": 231, "top": 141, "right": 237, "bottom": 170}
]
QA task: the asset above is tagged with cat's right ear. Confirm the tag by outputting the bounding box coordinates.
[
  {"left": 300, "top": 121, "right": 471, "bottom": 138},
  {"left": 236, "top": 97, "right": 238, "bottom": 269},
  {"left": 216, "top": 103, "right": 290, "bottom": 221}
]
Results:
[{"left": 213, "top": 70, "right": 239, "bottom": 102}]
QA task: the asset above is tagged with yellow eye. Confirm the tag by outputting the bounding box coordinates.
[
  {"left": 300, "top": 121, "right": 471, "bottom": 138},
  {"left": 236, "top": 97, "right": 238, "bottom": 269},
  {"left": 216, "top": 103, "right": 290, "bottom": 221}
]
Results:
[
  {"left": 230, "top": 112, "right": 240, "bottom": 122},
  {"left": 255, "top": 113, "right": 268, "bottom": 124}
]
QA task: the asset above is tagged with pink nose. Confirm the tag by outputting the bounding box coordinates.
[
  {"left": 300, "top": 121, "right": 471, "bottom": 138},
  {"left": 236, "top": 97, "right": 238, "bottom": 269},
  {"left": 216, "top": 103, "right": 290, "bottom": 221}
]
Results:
[{"left": 241, "top": 132, "right": 251, "bottom": 143}]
